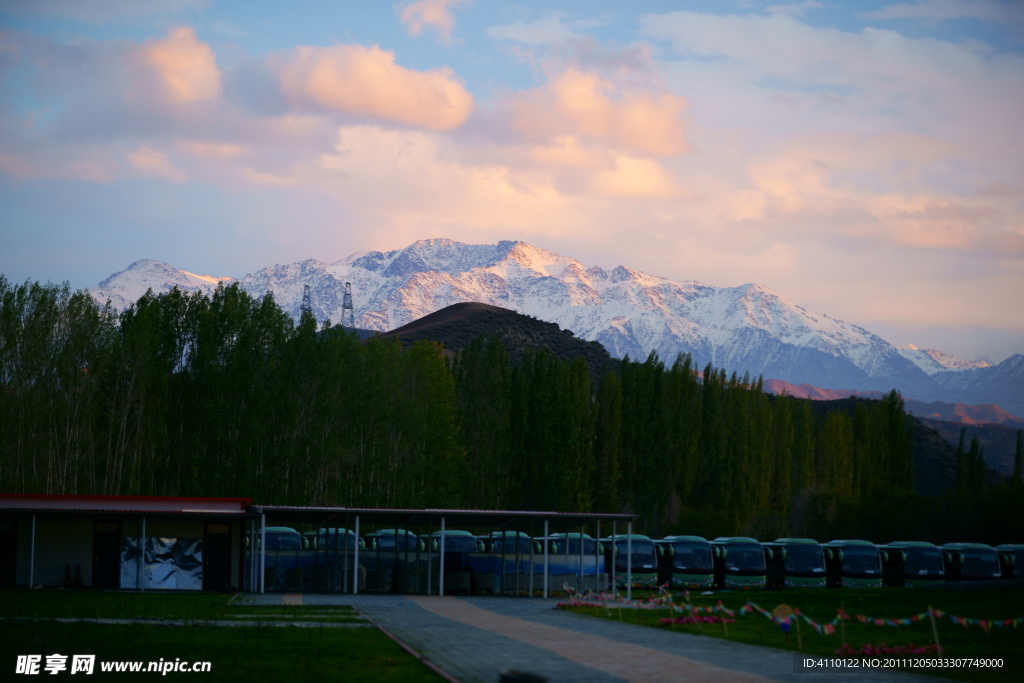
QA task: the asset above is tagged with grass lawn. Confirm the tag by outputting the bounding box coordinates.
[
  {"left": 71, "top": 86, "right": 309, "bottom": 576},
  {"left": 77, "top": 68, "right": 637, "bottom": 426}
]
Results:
[
  {"left": 0, "top": 589, "right": 443, "bottom": 681},
  {"left": 564, "top": 586, "right": 1023, "bottom": 683}
]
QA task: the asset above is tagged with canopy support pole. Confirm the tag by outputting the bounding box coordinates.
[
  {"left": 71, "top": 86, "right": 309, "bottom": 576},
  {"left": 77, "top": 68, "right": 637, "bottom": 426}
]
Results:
[
  {"left": 579, "top": 524, "right": 584, "bottom": 592},
  {"left": 627, "top": 520, "right": 633, "bottom": 602},
  {"left": 259, "top": 513, "right": 266, "bottom": 594},
  {"left": 611, "top": 521, "right": 617, "bottom": 598},
  {"left": 353, "top": 515, "right": 360, "bottom": 595},
  {"left": 28, "top": 514, "right": 35, "bottom": 589},
  {"left": 139, "top": 516, "right": 146, "bottom": 591},
  {"left": 543, "top": 518, "right": 549, "bottom": 598},
  {"left": 439, "top": 517, "right": 446, "bottom": 596}
]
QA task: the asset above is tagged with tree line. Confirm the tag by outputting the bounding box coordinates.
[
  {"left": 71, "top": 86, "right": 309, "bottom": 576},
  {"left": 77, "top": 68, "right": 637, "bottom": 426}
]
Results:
[{"left": 1, "top": 277, "right": 1018, "bottom": 543}]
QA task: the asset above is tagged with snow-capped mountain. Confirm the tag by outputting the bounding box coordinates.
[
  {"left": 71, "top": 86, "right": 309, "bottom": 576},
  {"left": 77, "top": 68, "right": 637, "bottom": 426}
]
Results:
[
  {"left": 90, "top": 239, "right": 1023, "bottom": 414},
  {"left": 89, "top": 259, "right": 236, "bottom": 311},
  {"left": 896, "top": 344, "right": 992, "bottom": 375}
]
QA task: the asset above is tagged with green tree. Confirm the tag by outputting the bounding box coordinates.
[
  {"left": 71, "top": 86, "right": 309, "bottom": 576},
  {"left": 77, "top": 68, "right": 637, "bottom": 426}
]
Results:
[
  {"left": 593, "top": 370, "right": 623, "bottom": 512},
  {"left": 1012, "top": 431, "right": 1023, "bottom": 489}
]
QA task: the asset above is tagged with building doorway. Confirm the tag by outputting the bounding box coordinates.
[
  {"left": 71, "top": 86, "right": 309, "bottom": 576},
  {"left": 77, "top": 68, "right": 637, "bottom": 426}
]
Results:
[
  {"left": 92, "top": 520, "right": 121, "bottom": 588},
  {"left": 0, "top": 518, "right": 16, "bottom": 586},
  {"left": 203, "top": 522, "right": 232, "bottom": 591}
]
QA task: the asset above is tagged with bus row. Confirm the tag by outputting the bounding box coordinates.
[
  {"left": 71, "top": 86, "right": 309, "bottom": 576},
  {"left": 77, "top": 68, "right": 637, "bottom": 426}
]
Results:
[
  {"left": 245, "top": 527, "right": 1022, "bottom": 593},
  {"left": 657, "top": 536, "right": 1022, "bottom": 591}
]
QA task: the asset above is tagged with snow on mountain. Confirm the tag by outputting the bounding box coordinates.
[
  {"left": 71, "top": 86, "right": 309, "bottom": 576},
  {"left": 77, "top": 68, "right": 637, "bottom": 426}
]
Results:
[
  {"left": 221, "top": 239, "right": 929, "bottom": 393},
  {"left": 896, "top": 344, "right": 992, "bottom": 375},
  {"left": 89, "top": 239, "right": 1021, "bottom": 413},
  {"left": 88, "top": 259, "right": 236, "bottom": 310}
]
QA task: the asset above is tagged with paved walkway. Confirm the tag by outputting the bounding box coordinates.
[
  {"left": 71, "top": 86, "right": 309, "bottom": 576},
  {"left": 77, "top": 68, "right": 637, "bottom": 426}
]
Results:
[{"left": 242, "top": 593, "right": 937, "bottom": 683}]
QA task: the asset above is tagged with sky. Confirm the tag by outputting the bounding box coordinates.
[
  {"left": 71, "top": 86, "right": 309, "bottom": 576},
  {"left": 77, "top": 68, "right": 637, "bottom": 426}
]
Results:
[{"left": 1, "top": 0, "right": 1022, "bottom": 363}]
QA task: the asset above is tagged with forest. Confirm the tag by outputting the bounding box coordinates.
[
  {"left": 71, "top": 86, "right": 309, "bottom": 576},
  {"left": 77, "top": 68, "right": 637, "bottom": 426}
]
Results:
[{"left": 1, "top": 276, "right": 1020, "bottom": 544}]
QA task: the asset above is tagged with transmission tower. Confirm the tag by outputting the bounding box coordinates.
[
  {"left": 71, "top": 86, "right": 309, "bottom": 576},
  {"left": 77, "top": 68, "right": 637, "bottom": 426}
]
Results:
[
  {"left": 341, "top": 282, "right": 355, "bottom": 331},
  {"left": 301, "top": 284, "right": 313, "bottom": 317}
]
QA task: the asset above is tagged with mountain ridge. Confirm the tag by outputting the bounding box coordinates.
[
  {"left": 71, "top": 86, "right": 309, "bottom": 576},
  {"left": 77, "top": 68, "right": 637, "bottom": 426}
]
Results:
[{"left": 88, "top": 238, "right": 1023, "bottom": 414}]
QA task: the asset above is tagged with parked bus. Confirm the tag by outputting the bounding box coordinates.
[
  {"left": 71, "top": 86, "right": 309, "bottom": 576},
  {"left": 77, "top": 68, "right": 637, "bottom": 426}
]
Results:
[
  {"left": 367, "top": 529, "right": 423, "bottom": 552},
  {"left": 423, "top": 529, "right": 483, "bottom": 594},
  {"left": 545, "top": 533, "right": 606, "bottom": 592},
  {"left": 710, "top": 537, "right": 766, "bottom": 590},
  {"left": 940, "top": 543, "right": 1002, "bottom": 582},
  {"left": 546, "top": 532, "right": 600, "bottom": 556},
  {"left": 480, "top": 531, "right": 539, "bottom": 594},
  {"left": 249, "top": 527, "right": 303, "bottom": 590},
  {"left": 996, "top": 544, "right": 1024, "bottom": 580},
  {"left": 315, "top": 528, "right": 362, "bottom": 550},
  {"left": 602, "top": 534, "right": 659, "bottom": 589},
  {"left": 763, "top": 538, "right": 827, "bottom": 589},
  {"left": 483, "top": 531, "right": 537, "bottom": 555},
  {"left": 880, "top": 541, "right": 944, "bottom": 587},
  {"left": 823, "top": 540, "right": 883, "bottom": 588},
  {"left": 656, "top": 536, "right": 713, "bottom": 590}
]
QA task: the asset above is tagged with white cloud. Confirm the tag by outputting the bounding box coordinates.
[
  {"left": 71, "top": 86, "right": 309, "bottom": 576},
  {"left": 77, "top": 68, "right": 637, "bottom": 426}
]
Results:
[
  {"left": 396, "top": 0, "right": 472, "bottom": 46},
  {"left": 765, "top": 1, "right": 824, "bottom": 16},
  {"left": 136, "top": 27, "right": 221, "bottom": 104},
  {"left": 865, "top": 0, "right": 1022, "bottom": 22},
  {"left": 487, "top": 17, "right": 581, "bottom": 44},
  {"left": 272, "top": 44, "right": 474, "bottom": 131}
]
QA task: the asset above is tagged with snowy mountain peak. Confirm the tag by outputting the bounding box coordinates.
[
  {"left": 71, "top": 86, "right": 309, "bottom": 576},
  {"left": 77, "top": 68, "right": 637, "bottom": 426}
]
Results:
[
  {"left": 896, "top": 345, "right": 993, "bottom": 375},
  {"left": 89, "top": 259, "right": 236, "bottom": 310}
]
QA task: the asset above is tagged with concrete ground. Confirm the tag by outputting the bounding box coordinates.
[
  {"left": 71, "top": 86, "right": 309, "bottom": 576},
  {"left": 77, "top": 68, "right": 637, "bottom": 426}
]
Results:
[{"left": 242, "top": 593, "right": 939, "bottom": 683}]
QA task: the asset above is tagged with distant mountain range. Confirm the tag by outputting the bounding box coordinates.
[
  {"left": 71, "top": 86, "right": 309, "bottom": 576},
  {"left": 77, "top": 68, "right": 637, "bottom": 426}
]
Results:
[
  {"left": 763, "top": 378, "right": 1022, "bottom": 478},
  {"left": 762, "top": 379, "right": 1023, "bottom": 428},
  {"left": 89, "top": 238, "right": 1024, "bottom": 415}
]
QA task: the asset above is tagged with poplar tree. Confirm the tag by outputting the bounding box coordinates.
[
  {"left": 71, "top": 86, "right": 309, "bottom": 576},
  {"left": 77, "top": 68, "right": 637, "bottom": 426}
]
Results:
[
  {"left": 1013, "top": 431, "right": 1023, "bottom": 489},
  {"left": 593, "top": 370, "right": 623, "bottom": 512}
]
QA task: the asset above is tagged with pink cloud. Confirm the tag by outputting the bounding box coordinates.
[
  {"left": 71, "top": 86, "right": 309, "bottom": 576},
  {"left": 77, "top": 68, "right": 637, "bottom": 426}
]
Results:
[
  {"left": 397, "top": 0, "right": 471, "bottom": 46},
  {"left": 274, "top": 44, "right": 473, "bottom": 131},
  {"left": 506, "top": 69, "right": 688, "bottom": 157},
  {"left": 127, "top": 145, "right": 188, "bottom": 183},
  {"left": 135, "top": 27, "right": 221, "bottom": 104}
]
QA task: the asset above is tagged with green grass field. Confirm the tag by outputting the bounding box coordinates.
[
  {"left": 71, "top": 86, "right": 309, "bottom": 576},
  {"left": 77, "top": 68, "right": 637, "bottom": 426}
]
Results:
[
  {"left": 0, "top": 589, "right": 443, "bottom": 681},
  {"left": 565, "top": 586, "right": 1022, "bottom": 683}
]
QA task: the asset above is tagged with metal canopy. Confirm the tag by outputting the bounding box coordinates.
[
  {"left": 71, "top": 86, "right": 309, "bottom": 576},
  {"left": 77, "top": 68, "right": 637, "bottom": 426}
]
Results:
[{"left": 249, "top": 505, "right": 636, "bottom": 529}]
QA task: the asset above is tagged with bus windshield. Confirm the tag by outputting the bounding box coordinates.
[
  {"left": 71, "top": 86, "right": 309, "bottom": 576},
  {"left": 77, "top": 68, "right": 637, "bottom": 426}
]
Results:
[
  {"left": 374, "top": 534, "right": 419, "bottom": 552},
  {"left": 265, "top": 533, "right": 301, "bottom": 550},
  {"left": 614, "top": 540, "right": 656, "bottom": 569},
  {"left": 784, "top": 545, "right": 825, "bottom": 574},
  {"left": 317, "top": 531, "right": 358, "bottom": 550},
  {"left": 672, "top": 542, "right": 713, "bottom": 572},
  {"left": 724, "top": 544, "right": 765, "bottom": 573},
  {"left": 960, "top": 549, "right": 999, "bottom": 578},
  {"left": 903, "top": 547, "right": 943, "bottom": 576},
  {"left": 557, "top": 538, "right": 598, "bottom": 555},
  {"left": 436, "top": 536, "right": 478, "bottom": 553},
  {"left": 492, "top": 537, "right": 533, "bottom": 554},
  {"left": 841, "top": 546, "right": 881, "bottom": 575}
]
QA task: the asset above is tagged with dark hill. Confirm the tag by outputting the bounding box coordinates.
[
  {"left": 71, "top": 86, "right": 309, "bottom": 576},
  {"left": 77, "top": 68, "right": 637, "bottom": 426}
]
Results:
[
  {"left": 801, "top": 397, "right": 1003, "bottom": 497},
  {"left": 371, "top": 302, "right": 618, "bottom": 377},
  {"left": 917, "top": 417, "right": 1022, "bottom": 478}
]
